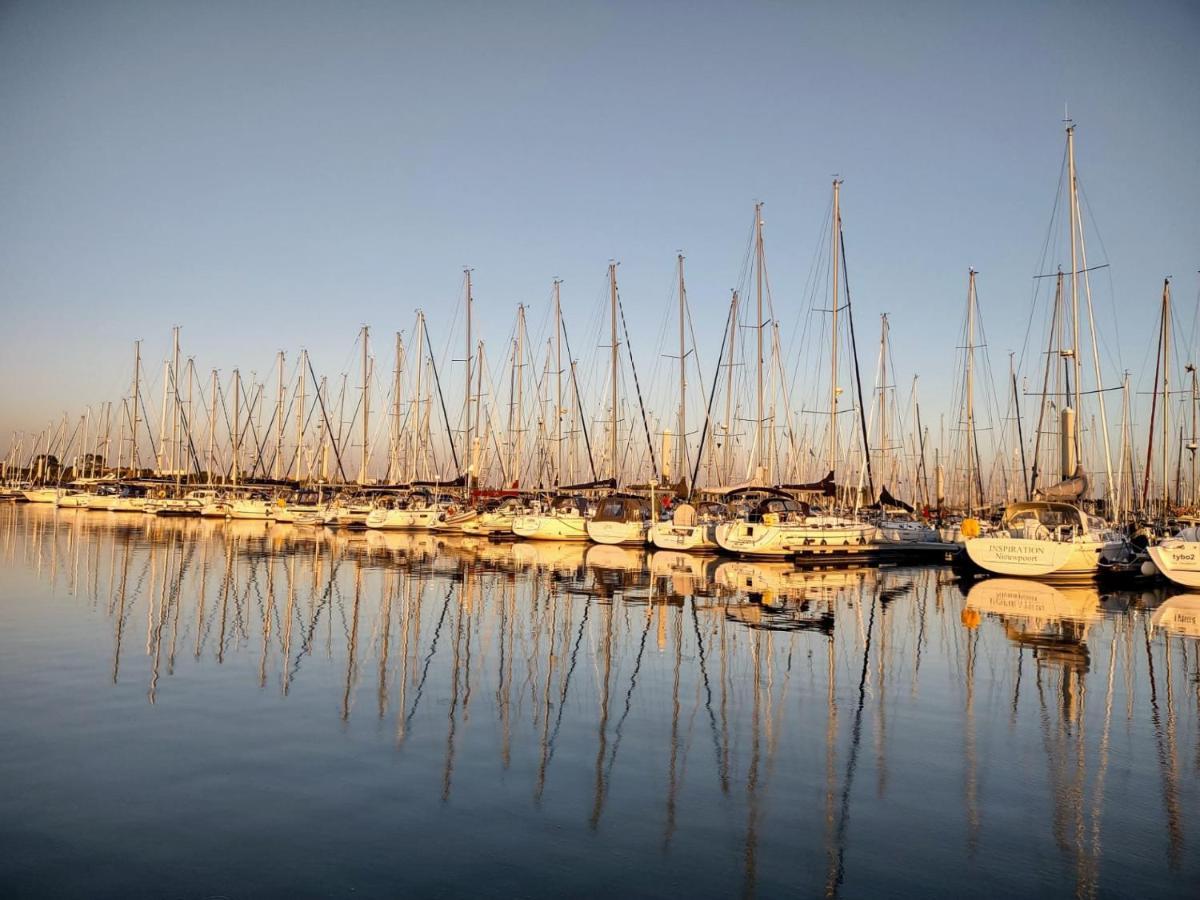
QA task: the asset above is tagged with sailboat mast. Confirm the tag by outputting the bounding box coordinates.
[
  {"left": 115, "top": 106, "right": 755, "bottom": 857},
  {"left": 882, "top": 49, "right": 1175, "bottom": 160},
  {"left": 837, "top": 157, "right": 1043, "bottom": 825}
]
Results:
[
  {"left": 1162, "top": 279, "right": 1172, "bottom": 513},
  {"left": 609, "top": 262, "right": 619, "bottom": 483},
  {"left": 207, "top": 369, "right": 217, "bottom": 485},
  {"left": 554, "top": 279, "right": 563, "bottom": 486},
  {"left": 171, "top": 326, "right": 180, "bottom": 474},
  {"left": 296, "top": 351, "right": 306, "bottom": 483},
  {"left": 723, "top": 290, "right": 738, "bottom": 483},
  {"left": 359, "top": 326, "right": 370, "bottom": 484},
  {"left": 966, "top": 269, "right": 977, "bottom": 512},
  {"left": 232, "top": 368, "right": 241, "bottom": 485},
  {"left": 879, "top": 313, "right": 889, "bottom": 493},
  {"left": 391, "top": 332, "right": 403, "bottom": 482},
  {"left": 1190, "top": 364, "right": 1198, "bottom": 508},
  {"left": 1066, "top": 125, "right": 1084, "bottom": 454},
  {"left": 414, "top": 312, "right": 425, "bottom": 482},
  {"left": 464, "top": 269, "right": 473, "bottom": 484},
  {"left": 274, "top": 350, "right": 285, "bottom": 480},
  {"left": 830, "top": 180, "right": 842, "bottom": 478},
  {"left": 678, "top": 253, "right": 687, "bottom": 485},
  {"left": 755, "top": 204, "right": 765, "bottom": 479},
  {"left": 516, "top": 307, "right": 526, "bottom": 489},
  {"left": 131, "top": 341, "right": 141, "bottom": 472}
]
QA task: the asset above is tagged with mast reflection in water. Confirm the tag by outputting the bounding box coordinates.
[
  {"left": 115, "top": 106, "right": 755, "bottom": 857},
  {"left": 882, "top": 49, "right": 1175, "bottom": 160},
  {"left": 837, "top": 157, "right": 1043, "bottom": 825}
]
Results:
[{"left": 1, "top": 504, "right": 1197, "bottom": 898}]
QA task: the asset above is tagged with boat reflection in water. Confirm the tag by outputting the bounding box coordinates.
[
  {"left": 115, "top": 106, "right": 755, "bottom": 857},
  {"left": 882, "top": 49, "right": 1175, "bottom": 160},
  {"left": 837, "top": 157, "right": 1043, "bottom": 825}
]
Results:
[
  {"left": 0, "top": 503, "right": 1197, "bottom": 898},
  {"left": 1151, "top": 595, "right": 1200, "bottom": 638},
  {"left": 966, "top": 578, "right": 1100, "bottom": 673}
]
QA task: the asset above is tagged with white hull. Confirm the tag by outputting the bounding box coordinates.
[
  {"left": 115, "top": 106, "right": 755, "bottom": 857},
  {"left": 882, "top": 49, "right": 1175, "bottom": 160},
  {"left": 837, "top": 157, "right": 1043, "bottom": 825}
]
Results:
[
  {"left": 875, "top": 520, "right": 941, "bottom": 544},
  {"left": 648, "top": 521, "right": 718, "bottom": 552},
  {"left": 229, "top": 500, "right": 273, "bottom": 520},
  {"left": 586, "top": 519, "right": 648, "bottom": 545},
  {"left": 460, "top": 511, "right": 518, "bottom": 536},
  {"left": 366, "top": 507, "right": 441, "bottom": 530},
  {"left": 55, "top": 492, "right": 91, "bottom": 508},
  {"left": 1148, "top": 542, "right": 1200, "bottom": 588},
  {"left": 965, "top": 536, "right": 1117, "bottom": 578},
  {"left": 107, "top": 497, "right": 149, "bottom": 512},
  {"left": 22, "top": 489, "right": 58, "bottom": 503},
  {"left": 715, "top": 518, "right": 873, "bottom": 557},
  {"left": 512, "top": 513, "right": 589, "bottom": 542}
]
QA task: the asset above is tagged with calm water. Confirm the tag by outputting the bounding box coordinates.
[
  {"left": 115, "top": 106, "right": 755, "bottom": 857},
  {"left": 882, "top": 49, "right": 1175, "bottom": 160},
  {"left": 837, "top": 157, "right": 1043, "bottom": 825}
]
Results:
[{"left": 1, "top": 504, "right": 1197, "bottom": 899}]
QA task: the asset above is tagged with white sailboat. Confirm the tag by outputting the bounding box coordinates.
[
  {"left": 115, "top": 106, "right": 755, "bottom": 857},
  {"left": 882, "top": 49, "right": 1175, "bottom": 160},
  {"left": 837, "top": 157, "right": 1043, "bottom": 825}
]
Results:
[
  {"left": 512, "top": 495, "right": 591, "bottom": 541},
  {"left": 648, "top": 501, "right": 726, "bottom": 552},
  {"left": 586, "top": 495, "right": 651, "bottom": 545},
  {"left": 715, "top": 491, "right": 872, "bottom": 557},
  {"left": 965, "top": 124, "right": 1122, "bottom": 580}
]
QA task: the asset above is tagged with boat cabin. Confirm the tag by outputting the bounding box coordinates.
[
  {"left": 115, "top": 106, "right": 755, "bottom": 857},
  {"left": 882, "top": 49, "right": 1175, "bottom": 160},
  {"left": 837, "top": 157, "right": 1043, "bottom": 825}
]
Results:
[
  {"left": 1001, "top": 501, "right": 1102, "bottom": 540},
  {"left": 592, "top": 496, "right": 650, "bottom": 523}
]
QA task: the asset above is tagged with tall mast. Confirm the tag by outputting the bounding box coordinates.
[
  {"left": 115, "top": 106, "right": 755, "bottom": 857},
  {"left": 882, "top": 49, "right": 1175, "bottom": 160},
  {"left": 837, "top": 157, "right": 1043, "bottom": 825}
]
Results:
[
  {"left": 295, "top": 351, "right": 306, "bottom": 483},
  {"left": 157, "top": 359, "right": 169, "bottom": 474},
  {"left": 723, "top": 290, "right": 738, "bottom": 483},
  {"left": 1189, "top": 363, "right": 1198, "bottom": 508},
  {"left": 475, "top": 339, "right": 485, "bottom": 488},
  {"left": 207, "top": 369, "right": 217, "bottom": 484},
  {"left": 232, "top": 368, "right": 241, "bottom": 485},
  {"left": 1162, "top": 279, "right": 1172, "bottom": 512},
  {"left": 554, "top": 279, "right": 563, "bottom": 486},
  {"left": 678, "top": 253, "right": 687, "bottom": 485},
  {"left": 879, "top": 314, "right": 890, "bottom": 493},
  {"left": 464, "top": 269, "right": 473, "bottom": 484},
  {"left": 830, "top": 180, "right": 842, "bottom": 477},
  {"left": 966, "top": 269, "right": 977, "bottom": 512},
  {"left": 319, "top": 376, "right": 329, "bottom": 482},
  {"left": 274, "top": 350, "right": 285, "bottom": 480},
  {"left": 391, "top": 332, "right": 403, "bottom": 483},
  {"left": 413, "top": 312, "right": 425, "bottom": 482},
  {"left": 360, "top": 325, "right": 370, "bottom": 485},
  {"left": 755, "top": 203, "right": 765, "bottom": 479},
  {"left": 185, "top": 359, "right": 194, "bottom": 480},
  {"left": 609, "top": 261, "right": 619, "bottom": 483},
  {"left": 131, "top": 340, "right": 141, "bottom": 472},
  {"left": 1065, "top": 125, "right": 1084, "bottom": 453},
  {"left": 171, "top": 326, "right": 180, "bottom": 474},
  {"left": 516, "top": 306, "right": 526, "bottom": 490}
]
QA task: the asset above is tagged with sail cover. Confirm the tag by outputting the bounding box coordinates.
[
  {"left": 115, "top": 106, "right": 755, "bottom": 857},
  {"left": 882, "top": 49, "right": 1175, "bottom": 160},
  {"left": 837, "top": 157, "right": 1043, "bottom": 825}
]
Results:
[{"left": 1034, "top": 465, "right": 1088, "bottom": 501}]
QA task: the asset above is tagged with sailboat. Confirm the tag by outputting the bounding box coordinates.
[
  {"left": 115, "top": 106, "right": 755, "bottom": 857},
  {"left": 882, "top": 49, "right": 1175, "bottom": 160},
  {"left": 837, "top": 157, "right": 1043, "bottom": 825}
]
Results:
[
  {"left": 965, "top": 124, "right": 1124, "bottom": 579},
  {"left": 715, "top": 190, "right": 874, "bottom": 557}
]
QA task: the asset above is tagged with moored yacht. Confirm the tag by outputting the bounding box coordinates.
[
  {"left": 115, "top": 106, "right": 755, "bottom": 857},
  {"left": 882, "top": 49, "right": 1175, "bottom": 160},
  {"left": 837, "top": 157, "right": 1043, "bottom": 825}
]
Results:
[
  {"left": 964, "top": 501, "right": 1124, "bottom": 579},
  {"left": 1147, "top": 522, "right": 1200, "bottom": 587},
  {"left": 512, "top": 495, "right": 591, "bottom": 541},
  {"left": 585, "top": 495, "right": 651, "bottom": 545},
  {"left": 715, "top": 491, "right": 873, "bottom": 558},
  {"left": 648, "top": 501, "right": 725, "bottom": 552}
]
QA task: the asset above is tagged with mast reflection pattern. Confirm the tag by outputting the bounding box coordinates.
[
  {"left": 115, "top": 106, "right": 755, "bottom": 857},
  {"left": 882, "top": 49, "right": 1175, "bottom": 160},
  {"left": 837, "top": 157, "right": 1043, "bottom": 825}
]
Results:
[{"left": 1, "top": 503, "right": 1197, "bottom": 898}]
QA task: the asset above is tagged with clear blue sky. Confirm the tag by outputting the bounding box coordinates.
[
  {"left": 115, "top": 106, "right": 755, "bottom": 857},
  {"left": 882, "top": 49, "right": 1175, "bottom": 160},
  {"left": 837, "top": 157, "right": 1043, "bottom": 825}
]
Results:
[{"left": 1, "top": 0, "right": 1197, "bottom": 456}]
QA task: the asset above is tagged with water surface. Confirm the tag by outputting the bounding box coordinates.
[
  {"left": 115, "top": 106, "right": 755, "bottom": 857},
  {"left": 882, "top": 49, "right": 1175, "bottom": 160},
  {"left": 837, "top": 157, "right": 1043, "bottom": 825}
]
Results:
[{"left": 1, "top": 504, "right": 1196, "bottom": 898}]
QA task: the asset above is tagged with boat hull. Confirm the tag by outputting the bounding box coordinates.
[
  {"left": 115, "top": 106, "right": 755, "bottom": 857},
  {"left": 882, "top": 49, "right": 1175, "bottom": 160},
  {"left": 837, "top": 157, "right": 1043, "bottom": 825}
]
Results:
[
  {"left": 1148, "top": 542, "right": 1200, "bottom": 588},
  {"left": 648, "top": 521, "right": 718, "bottom": 552},
  {"left": 715, "top": 519, "right": 873, "bottom": 557},
  {"left": 512, "top": 513, "right": 589, "bottom": 542},
  {"left": 365, "top": 508, "right": 441, "bottom": 530},
  {"left": 585, "top": 519, "right": 648, "bottom": 545},
  {"left": 964, "top": 536, "right": 1116, "bottom": 579}
]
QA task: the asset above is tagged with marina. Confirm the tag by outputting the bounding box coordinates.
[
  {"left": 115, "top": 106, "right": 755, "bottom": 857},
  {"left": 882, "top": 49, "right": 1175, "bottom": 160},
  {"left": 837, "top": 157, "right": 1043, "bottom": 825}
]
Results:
[{"left": 3, "top": 3, "right": 1198, "bottom": 896}]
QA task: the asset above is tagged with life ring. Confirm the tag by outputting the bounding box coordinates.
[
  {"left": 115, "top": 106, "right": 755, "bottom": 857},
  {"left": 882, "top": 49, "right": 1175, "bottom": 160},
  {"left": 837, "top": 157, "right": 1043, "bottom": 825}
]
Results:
[{"left": 961, "top": 518, "right": 981, "bottom": 539}]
